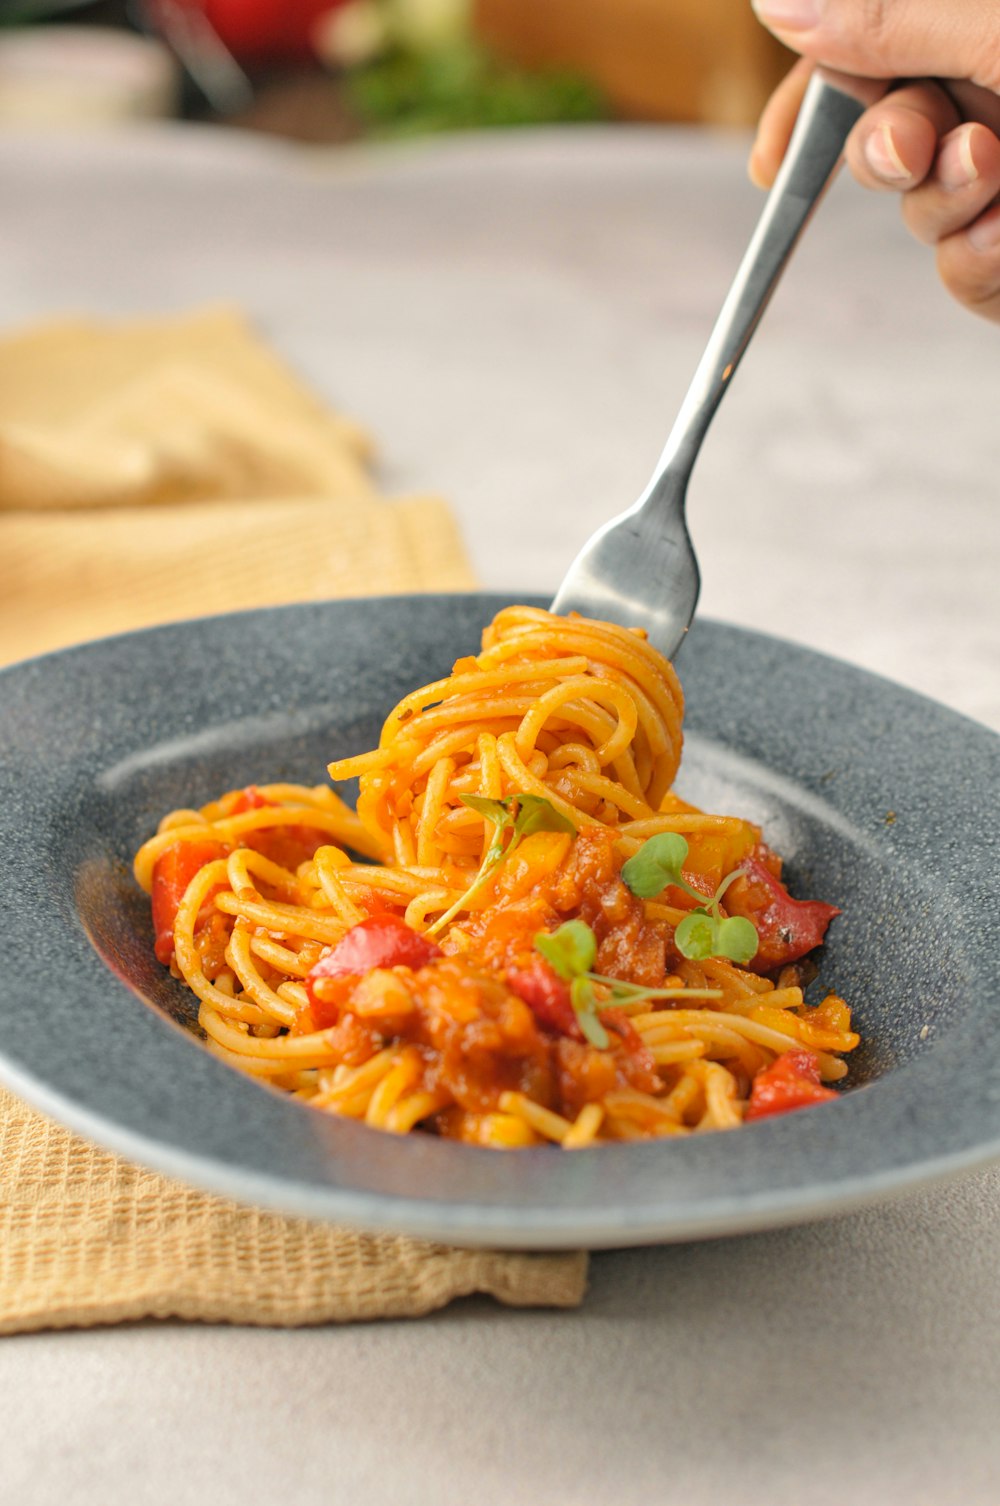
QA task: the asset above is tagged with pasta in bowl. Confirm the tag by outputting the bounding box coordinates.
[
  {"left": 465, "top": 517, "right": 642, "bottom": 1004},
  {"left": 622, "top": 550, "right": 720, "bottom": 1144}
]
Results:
[
  {"left": 2, "top": 589, "right": 997, "bottom": 1244},
  {"left": 134, "top": 606, "right": 857, "bottom": 1147}
]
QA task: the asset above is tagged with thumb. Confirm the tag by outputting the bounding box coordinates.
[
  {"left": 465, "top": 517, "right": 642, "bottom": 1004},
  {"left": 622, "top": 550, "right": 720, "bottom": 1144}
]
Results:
[{"left": 750, "top": 0, "right": 1000, "bottom": 93}]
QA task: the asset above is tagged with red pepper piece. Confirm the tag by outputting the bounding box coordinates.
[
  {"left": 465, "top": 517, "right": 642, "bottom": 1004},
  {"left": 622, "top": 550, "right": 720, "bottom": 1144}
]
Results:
[
  {"left": 306, "top": 915, "right": 442, "bottom": 1024},
  {"left": 744, "top": 1049, "right": 838, "bottom": 1122},
  {"left": 726, "top": 856, "right": 840, "bottom": 973},
  {"left": 226, "top": 785, "right": 272, "bottom": 814},
  {"left": 507, "top": 957, "right": 582, "bottom": 1040},
  {"left": 151, "top": 839, "right": 227, "bottom": 965}
]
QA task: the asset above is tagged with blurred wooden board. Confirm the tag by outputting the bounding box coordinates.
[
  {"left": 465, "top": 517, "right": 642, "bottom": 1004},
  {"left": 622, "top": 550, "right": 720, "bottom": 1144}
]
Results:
[{"left": 475, "top": 0, "right": 793, "bottom": 124}]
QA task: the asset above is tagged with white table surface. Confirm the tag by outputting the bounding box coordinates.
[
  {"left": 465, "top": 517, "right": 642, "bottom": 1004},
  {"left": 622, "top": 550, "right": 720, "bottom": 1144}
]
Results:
[{"left": 1, "top": 122, "right": 998, "bottom": 1506}]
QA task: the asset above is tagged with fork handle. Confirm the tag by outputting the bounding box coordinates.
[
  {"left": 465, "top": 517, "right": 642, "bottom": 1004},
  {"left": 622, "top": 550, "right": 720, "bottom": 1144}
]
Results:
[{"left": 648, "top": 69, "right": 889, "bottom": 489}]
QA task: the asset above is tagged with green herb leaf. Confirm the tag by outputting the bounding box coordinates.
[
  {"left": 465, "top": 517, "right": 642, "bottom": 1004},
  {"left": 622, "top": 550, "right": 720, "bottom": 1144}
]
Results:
[
  {"left": 621, "top": 832, "right": 690, "bottom": 898},
  {"left": 570, "top": 976, "right": 610, "bottom": 1049},
  {"left": 458, "top": 792, "right": 574, "bottom": 842},
  {"left": 674, "top": 910, "right": 759, "bottom": 964},
  {"left": 673, "top": 910, "right": 717, "bottom": 961},
  {"left": 532, "top": 922, "right": 725, "bottom": 1031},
  {"left": 714, "top": 916, "right": 759, "bottom": 965},
  {"left": 431, "top": 793, "right": 577, "bottom": 939},
  {"left": 622, "top": 830, "right": 760, "bottom": 963},
  {"left": 535, "top": 920, "right": 597, "bottom": 981},
  {"left": 427, "top": 797, "right": 513, "bottom": 935},
  {"left": 511, "top": 794, "right": 577, "bottom": 839},
  {"left": 458, "top": 794, "right": 514, "bottom": 831}
]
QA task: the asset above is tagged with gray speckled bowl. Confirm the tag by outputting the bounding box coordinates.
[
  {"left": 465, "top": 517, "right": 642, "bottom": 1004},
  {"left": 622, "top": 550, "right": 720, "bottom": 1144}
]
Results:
[{"left": 0, "top": 593, "right": 998, "bottom": 1248}]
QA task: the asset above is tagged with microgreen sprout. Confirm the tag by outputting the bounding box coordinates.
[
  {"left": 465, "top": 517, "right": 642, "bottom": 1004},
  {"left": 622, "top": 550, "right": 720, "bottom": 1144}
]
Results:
[
  {"left": 534, "top": 920, "right": 724, "bottom": 1049},
  {"left": 534, "top": 917, "right": 596, "bottom": 979},
  {"left": 621, "top": 833, "right": 759, "bottom": 965},
  {"left": 426, "top": 793, "right": 576, "bottom": 937}
]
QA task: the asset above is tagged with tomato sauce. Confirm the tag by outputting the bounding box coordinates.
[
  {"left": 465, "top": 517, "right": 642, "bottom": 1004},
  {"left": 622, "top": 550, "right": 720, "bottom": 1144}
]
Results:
[{"left": 298, "top": 828, "right": 676, "bottom": 1130}]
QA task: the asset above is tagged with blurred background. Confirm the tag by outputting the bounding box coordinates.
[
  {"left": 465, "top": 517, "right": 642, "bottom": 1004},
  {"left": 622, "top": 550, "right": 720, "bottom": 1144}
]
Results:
[{"left": 0, "top": 0, "right": 793, "bottom": 139}]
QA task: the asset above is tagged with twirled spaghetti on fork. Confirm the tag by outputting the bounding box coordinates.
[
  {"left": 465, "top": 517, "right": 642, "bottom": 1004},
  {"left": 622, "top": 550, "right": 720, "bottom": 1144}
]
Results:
[{"left": 135, "top": 607, "right": 856, "bottom": 1147}]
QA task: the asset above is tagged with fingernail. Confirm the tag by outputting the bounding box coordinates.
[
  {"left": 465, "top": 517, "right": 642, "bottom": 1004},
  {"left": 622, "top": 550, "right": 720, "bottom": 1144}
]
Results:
[
  {"left": 751, "top": 0, "right": 823, "bottom": 26},
  {"left": 967, "top": 207, "right": 1000, "bottom": 252},
  {"left": 937, "top": 126, "right": 980, "bottom": 190},
  {"left": 864, "top": 123, "right": 912, "bottom": 183}
]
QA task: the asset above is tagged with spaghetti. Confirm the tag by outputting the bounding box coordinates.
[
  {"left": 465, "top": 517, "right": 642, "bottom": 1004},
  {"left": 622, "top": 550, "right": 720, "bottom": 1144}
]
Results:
[{"left": 135, "top": 607, "right": 857, "bottom": 1147}]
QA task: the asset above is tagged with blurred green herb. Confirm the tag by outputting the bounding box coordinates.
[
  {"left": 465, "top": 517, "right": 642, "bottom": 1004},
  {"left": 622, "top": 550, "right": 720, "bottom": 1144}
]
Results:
[{"left": 347, "top": 41, "right": 606, "bottom": 137}]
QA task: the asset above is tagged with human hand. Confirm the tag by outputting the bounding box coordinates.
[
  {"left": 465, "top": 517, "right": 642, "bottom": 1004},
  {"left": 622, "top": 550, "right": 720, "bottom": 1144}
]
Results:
[{"left": 747, "top": 2, "right": 1000, "bottom": 323}]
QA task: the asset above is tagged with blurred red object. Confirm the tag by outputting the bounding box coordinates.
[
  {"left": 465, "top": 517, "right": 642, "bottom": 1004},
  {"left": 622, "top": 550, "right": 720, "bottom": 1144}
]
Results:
[{"left": 180, "top": 0, "right": 345, "bottom": 62}]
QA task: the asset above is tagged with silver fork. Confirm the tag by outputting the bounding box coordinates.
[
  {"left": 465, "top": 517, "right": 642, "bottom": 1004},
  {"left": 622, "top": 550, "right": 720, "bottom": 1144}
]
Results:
[{"left": 551, "top": 70, "right": 886, "bottom": 661}]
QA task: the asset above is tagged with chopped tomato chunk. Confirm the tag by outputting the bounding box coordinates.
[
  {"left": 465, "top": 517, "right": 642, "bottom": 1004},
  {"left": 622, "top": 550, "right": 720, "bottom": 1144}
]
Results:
[
  {"left": 151, "top": 839, "right": 227, "bottom": 965},
  {"left": 315, "top": 914, "right": 443, "bottom": 979},
  {"left": 744, "top": 1049, "right": 838, "bottom": 1121},
  {"left": 726, "top": 854, "right": 839, "bottom": 973},
  {"left": 551, "top": 827, "right": 668, "bottom": 987},
  {"left": 306, "top": 915, "right": 442, "bottom": 1025},
  {"left": 507, "top": 956, "right": 581, "bottom": 1040},
  {"left": 554, "top": 1036, "right": 616, "bottom": 1112}
]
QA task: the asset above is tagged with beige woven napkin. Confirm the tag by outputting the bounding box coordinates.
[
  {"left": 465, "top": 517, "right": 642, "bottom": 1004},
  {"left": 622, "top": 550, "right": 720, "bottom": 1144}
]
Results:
[
  {"left": 0, "top": 308, "right": 588, "bottom": 1332},
  {"left": 0, "top": 306, "right": 472, "bottom": 662},
  {"left": 0, "top": 1089, "right": 586, "bottom": 1334}
]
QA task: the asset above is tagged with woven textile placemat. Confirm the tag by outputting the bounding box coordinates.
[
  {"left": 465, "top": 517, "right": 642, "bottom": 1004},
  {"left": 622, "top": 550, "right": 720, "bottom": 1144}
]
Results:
[
  {"left": 0, "top": 308, "right": 588, "bottom": 1332},
  {"left": 0, "top": 1089, "right": 586, "bottom": 1334},
  {"left": 0, "top": 306, "right": 473, "bottom": 662}
]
